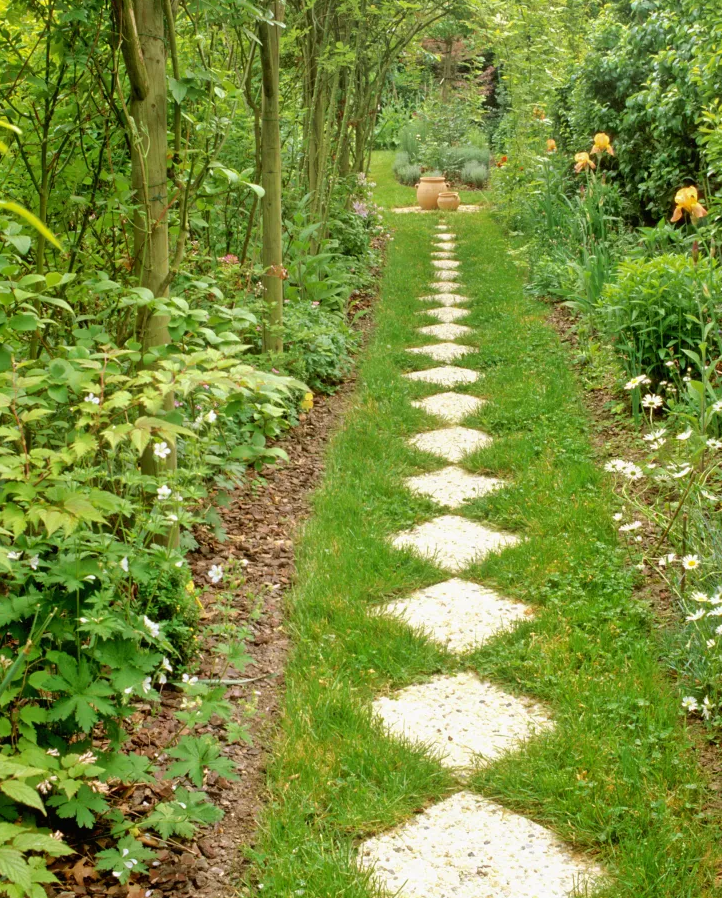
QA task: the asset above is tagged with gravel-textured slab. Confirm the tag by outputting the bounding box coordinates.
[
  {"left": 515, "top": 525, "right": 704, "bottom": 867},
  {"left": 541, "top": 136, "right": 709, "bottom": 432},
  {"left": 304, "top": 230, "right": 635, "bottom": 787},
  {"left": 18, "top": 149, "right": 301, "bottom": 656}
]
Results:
[
  {"left": 434, "top": 269, "right": 461, "bottom": 282},
  {"left": 411, "top": 392, "right": 486, "bottom": 424},
  {"left": 418, "top": 323, "right": 473, "bottom": 341},
  {"left": 405, "top": 466, "right": 503, "bottom": 508},
  {"left": 384, "top": 578, "right": 530, "bottom": 651},
  {"left": 435, "top": 234, "right": 455, "bottom": 243},
  {"left": 431, "top": 251, "right": 457, "bottom": 260},
  {"left": 359, "top": 791, "right": 603, "bottom": 898},
  {"left": 407, "top": 343, "right": 473, "bottom": 362},
  {"left": 432, "top": 259, "right": 461, "bottom": 270},
  {"left": 408, "top": 426, "right": 491, "bottom": 462},
  {"left": 424, "top": 306, "right": 469, "bottom": 322},
  {"left": 418, "top": 293, "right": 470, "bottom": 306},
  {"left": 427, "top": 282, "right": 466, "bottom": 294},
  {"left": 433, "top": 242, "right": 457, "bottom": 251},
  {"left": 405, "top": 367, "right": 480, "bottom": 387},
  {"left": 392, "top": 514, "right": 520, "bottom": 571},
  {"left": 373, "top": 673, "right": 552, "bottom": 770}
]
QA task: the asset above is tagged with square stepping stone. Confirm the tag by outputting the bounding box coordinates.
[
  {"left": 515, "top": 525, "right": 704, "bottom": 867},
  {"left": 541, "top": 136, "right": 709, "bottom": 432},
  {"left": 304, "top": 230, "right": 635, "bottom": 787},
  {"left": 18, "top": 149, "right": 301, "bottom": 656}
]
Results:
[
  {"left": 408, "top": 426, "right": 491, "bottom": 462},
  {"left": 383, "top": 578, "right": 531, "bottom": 651},
  {"left": 419, "top": 293, "right": 470, "bottom": 306},
  {"left": 433, "top": 242, "right": 457, "bottom": 252},
  {"left": 432, "top": 259, "right": 461, "bottom": 270},
  {"left": 405, "top": 466, "right": 502, "bottom": 508},
  {"left": 372, "top": 672, "right": 552, "bottom": 770},
  {"left": 424, "top": 307, "right": 469, "bottom": 322},
  {"left": 404, "top": 367, "right": 480, "bottom": 387},
  {"left": 412, "top": 392, "right": 486, "bottom": 424},
  {"left": 418, "top": 323, "right": 473, "bottom": 341},
  {"left": 436, "top": 234, "right": 454, "bottom": 242},
  {"left": 434, "top": 270, "right": 461, "bottom": 282},
  {"left": 407, "top": 343, "right": 473, "bottom": 363},
  {"left": 427, "top": 282, "right": 465, "bottom": 294},
  {"left": 431, "top": 251, "right": 456, "bottom": 259},
  {"left": 391, "top": 514, "right": 520, "bottom": 572},
  {"left": 359, "top": 791, "right": 603, "bottom": 898}
]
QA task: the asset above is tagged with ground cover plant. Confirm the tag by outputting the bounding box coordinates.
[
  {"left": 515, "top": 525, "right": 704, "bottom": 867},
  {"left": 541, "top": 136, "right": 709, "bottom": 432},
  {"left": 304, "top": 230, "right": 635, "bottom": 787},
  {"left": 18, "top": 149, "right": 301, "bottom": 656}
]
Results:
[{"left": 246, "top": 153, "right": 720, "bottom": 897}]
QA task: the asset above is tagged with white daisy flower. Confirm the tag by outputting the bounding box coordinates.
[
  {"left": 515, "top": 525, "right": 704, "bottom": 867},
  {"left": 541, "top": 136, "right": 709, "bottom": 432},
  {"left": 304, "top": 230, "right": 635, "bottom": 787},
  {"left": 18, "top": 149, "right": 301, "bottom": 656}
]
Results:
[
  {"left": 686, "top": 609, "right": 705, "bottom": 621},
  {"left": 641, "top": 393, "right": 663, "bottom": 409},
  {"left": 681, "top": 695, "right": 699, "bottom": 712},
  {"left": 676, "top": 428, "right": 693, "bottom": 441},
  {"left": 682, "top": 555, "right": 700, "bottom": 570},
  {"left": 625, "top": 375, "right": 651, "bottom": 390}
]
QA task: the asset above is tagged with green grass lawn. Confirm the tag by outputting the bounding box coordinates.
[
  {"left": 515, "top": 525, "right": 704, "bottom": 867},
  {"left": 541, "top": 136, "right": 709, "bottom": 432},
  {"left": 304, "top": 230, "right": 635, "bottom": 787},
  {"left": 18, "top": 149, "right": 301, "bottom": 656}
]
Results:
[
  {"left": 244, "top": 155, "right": 721, "bottom": 897},
  {"left": 370, "top": 149, "right": 484, "bottom": 209}
]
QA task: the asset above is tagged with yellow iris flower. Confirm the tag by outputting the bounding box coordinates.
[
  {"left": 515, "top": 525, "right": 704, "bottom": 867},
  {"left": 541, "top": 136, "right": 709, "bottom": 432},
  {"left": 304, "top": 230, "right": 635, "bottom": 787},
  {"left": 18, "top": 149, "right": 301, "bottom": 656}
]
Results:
[
  {"left": 574, "top": 152, "right": 596, "bottom": 173},
  {"left": 591, "top": 132, "right": 614, "bottom": 156},
  {"left": 546, "top": 139, "right": 557, "bottom": 153},
  {"left": 670, "top": 186, "right": 707, "bottom": 222}
]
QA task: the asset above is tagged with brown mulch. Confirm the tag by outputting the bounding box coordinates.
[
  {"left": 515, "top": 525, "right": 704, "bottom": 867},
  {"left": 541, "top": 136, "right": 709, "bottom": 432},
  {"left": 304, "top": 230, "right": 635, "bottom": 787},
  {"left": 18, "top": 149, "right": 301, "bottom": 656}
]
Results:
[{"left": 47, "top": 281, "right": 377, "bottom": 898}]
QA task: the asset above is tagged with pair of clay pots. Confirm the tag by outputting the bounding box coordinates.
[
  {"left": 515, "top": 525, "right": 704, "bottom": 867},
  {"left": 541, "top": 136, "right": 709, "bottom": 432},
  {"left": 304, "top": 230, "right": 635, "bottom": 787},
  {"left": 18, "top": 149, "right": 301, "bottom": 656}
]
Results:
[{"left": 416, "top": 176, "right": 460, "bottom": 211}]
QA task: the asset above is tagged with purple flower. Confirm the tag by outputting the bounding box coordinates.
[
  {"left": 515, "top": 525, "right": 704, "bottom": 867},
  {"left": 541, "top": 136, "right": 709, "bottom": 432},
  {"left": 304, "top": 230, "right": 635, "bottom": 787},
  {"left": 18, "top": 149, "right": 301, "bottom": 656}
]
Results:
[{"left": 352, "top": 200, "right": 370, "bottom": 219}]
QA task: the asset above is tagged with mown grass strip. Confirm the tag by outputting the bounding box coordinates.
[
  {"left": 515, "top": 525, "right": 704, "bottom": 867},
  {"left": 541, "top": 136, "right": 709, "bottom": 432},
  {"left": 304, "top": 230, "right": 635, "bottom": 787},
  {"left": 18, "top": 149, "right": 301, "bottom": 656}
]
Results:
[{"left": 245, "top": 159, "right": 720, "bottom": 898}]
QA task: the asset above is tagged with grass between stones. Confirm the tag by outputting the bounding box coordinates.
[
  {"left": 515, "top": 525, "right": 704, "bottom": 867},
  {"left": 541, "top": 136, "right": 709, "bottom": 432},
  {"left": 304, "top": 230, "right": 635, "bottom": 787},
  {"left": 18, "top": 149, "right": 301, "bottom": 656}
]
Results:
[{"left": 244, "top": 165, "right": 721, "bottom": 897}]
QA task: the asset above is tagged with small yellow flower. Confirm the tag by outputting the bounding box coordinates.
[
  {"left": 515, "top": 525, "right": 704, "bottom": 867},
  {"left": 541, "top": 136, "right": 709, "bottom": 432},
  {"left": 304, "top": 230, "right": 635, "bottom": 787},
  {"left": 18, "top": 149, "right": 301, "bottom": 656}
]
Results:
[
  {"left": 546, "top": 139, "right": 557, "bottom": 153},
  {"left": 671, "top": 186, "right": 708, "bottom": 222},
  {"left": 591, "top": 132, "right": 614, "bottom": 156},
  {"left": 300, "top": 391, "right": 314, "bottom": 412},
  {"left": 574, "top": 152, "right": 596, "bottom": 173},
  {"left": 185, "top": 580, "right": 196, "bottom": 594}
]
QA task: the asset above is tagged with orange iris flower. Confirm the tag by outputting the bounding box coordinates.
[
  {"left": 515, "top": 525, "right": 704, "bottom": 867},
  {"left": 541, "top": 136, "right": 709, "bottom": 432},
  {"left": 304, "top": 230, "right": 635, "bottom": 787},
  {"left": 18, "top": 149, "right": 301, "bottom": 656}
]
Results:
[
  {"left": 546, "top": 139, "right": 557, "bottom": 153},
  {"left": 591, "top": 132, "right": 614, "bottom": 156},
  {"left": 574, "top": 152, "right": 596, "bottom": 173},
  {"left": 671, "top": 186, "right": 708, "bottom": 222}
]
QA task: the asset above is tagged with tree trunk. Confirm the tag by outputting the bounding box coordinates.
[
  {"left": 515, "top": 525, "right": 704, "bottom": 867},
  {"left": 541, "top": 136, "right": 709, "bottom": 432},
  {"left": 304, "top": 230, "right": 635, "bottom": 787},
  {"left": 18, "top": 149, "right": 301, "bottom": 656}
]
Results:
[{"left": 259, "top": 1, "right": 284, "bottom": 353}]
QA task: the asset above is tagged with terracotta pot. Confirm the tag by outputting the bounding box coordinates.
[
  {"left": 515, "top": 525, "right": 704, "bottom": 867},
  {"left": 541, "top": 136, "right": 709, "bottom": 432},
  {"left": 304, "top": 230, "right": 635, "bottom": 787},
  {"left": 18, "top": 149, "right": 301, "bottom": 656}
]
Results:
[
  {"left": 416, "top": 176, "right": 448, "bottom": 210},
  {"left": 437, "top": 191, "right": 461, "bottom": 211}
]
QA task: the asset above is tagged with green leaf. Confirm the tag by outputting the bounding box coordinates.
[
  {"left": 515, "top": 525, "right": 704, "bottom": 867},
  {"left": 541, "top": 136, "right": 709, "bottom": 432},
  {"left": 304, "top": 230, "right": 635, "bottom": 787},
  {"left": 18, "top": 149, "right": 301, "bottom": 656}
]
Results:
[
  {"left": 0, "top": 847, "right": 30, "bottom": 888},
  {"left": 0, "top": 202, "right": 62, "bottom": 250},
  {"left": 0, "top": 781, "right": 46, "bottom": 815},
  {"left": 7, "top": 314, "right": 38, "bottom": 333}
]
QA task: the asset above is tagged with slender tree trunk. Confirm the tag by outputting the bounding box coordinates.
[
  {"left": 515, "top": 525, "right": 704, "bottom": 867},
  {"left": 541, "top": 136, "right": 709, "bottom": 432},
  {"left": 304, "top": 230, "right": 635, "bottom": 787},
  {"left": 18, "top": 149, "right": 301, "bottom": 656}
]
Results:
[{"left": 259, "top": 1, "right": 284, "bottom": 353}]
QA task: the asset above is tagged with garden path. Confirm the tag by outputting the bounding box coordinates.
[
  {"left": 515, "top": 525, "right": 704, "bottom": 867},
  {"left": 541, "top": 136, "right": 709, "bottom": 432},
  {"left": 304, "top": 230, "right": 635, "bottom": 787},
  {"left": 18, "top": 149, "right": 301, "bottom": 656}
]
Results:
[{"left": 359, "top": 221, "right": 604, "bottom": 897}]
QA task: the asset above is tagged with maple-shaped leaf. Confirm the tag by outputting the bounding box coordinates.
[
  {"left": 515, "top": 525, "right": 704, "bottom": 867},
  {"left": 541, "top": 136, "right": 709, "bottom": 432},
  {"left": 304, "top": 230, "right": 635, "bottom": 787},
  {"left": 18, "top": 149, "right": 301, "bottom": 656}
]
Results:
[
  {"left": 42, "top": 653, "right": 117, "bottom": 732},
  {"left": 166, "top": 736, "right": 238, "bottom": 788}
]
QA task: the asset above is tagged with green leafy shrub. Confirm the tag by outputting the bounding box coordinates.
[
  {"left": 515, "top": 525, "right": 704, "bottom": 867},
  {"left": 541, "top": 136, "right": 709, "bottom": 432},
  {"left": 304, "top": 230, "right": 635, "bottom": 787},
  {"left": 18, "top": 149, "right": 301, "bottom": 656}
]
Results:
[
  {"left": 395, "top": 162, "right": 422, "bottom": 186},
  {"left": 598, "top": 254, "right": 722, "bottom": 381},
  {"left": 461, "top": 160, "right": 488, "bottom": 187},
  {"left": 136, "top": 565, "right": 200, "bottom": 667}
]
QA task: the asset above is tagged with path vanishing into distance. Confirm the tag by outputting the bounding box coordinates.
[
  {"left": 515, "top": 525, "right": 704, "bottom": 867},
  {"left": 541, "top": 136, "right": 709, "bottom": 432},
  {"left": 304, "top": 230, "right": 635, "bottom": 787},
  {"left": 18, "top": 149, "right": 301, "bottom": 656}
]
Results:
[{"left": 249, "top": 170, "right": 719, "bottom": 898}]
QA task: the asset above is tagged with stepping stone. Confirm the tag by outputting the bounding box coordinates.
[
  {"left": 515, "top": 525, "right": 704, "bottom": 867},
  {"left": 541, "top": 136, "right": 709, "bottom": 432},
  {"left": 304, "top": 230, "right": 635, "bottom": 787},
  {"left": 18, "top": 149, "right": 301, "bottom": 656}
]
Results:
[
  {"left": 419, "top": 293, "right": 470, "bottom": 306},
  {"left": 427, "top": 282, "right": 466, "bottom": 294},
  {"left": 436, "top": 234, "right": 454, "bottom": 242},
  {"left": 431, "top": 251, "right": 456, "bottom": 259},
  {"left": 407, "top": 343, "right": 473, "bottom": 363},
  {"left": 434, "top": 270, "right": 460, "bottom": 282},
  {"left": 418, "top": 323, "right": 473, "bottom": 341},
  {"left": 424, "top": 306, "right": 469, "bottom": 322},
  {"left": 432, "top": 259, "right": 461, "bottom": 270},
  {"left": 405, "top": 367, "right": 480, "bottom": 387},
  {"left": 433, "top": 242, "right": 457, "bottom": 251},
  {"left": 408, "top": 427, "right": 491, "bottom": 462},
  {"left": 435, "top": 224, "right": 450, "bottom": 231},
  {"left": 412, "top": 392, "right": 486, "bottom": 424},
  {"left": 372, "top": 672, "right": 552, "bottom": 770},
  {"left": 359, "top": 791, "right": 603, "bottom": 898},
  {"left": 392, "top": 514, "right": 520, "bottom": 572},
  {"left": 383, "top": 578, "right": 530, "bottom": 651},
  {"left": 405, "top": 466, "right": 502, "bottom": 508}
]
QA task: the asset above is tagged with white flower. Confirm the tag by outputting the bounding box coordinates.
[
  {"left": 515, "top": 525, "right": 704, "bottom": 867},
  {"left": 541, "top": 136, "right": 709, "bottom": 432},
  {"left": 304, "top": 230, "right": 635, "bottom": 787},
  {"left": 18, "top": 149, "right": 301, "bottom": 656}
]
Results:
[
  {"left": 167, "top": 514, "right": 178, "bottom": 523},
  {"left": 120, "top": 556, "right": 129, "bottom": 573},
  {"left": 676, "top": 428, "right": 693, "bottom": 441},
  {"left": 175, "top": 560, "right": 184, "bottom": 567},
  {"left": 84, "top": 393, "right": 101, "bottom": 405},
  {"left": 143, "top": 615, "right": 161, "bottom": 638},
  {"left": 658, "top": 553, "right": 676, "bottom": 567},
  {"left": 141, "top": 677, "right": 152, "bottom": 694},
  {"left": 625, "top": 375, "right": 651, "bottom": 390},
  {"left": 158, "top": 673, "right": 167, "bottom": 685},
  {"left": 682, "top": 554, "right": 701, "bottom": 570},
  {"left": 712, "top": 400, "right": 722, "bottom": 414},
  {"left": 46, "top": 748, "right": 60, "bottom": 757},
  {"left": 665, "top": 360, "right": 676, "bottom": 368},
  {"left": 208, "top": 564, "right": 223, "bottom": 584},
  {"left": 157, "top": 484, "right": 172, "bottom": 500},
  {"left": 706, "top": 438, "right": 722, "bottom": 451},
  {"left": 619, "top": 521, "right": 642, "bottom": 532},
  {"left": 613, "top": 512, "right": 624, "bottom": 521},
  {"left": 181, "top": 673, "right": 199, "bottom": 685},
  {"left": 707, "top": 638, "right": 716, "bottom": 649},
  {"left": 683, "top": 375, "right": 692, "bottom": 383},
  {"left": 702, "top": 696, "right": 715, "bottom": 720},
  {"left": 691, "top": 591, "right": 709, "bottom": 603},
  {"left": 701, "top": 490, "right": 719, "bottom": 502},
  {"left": 78, "top": 751, "right": 97, "bottom": 765},
  {"left": 681, "top": 695, "right": 699, "bottom": 712},
  {"left": 623, "top": 464, "right": 644, "bottom": 481},
  {"left": 124, "top": 686, "right": 133, "bottom": 694},
  {"left": 153, "top": 441, "right": 172, "bottom": 460},
  {"left": 7, "top": 551, "right": 21, "bottom": 561},
  {"left": 686, "top": 609, "right": 705, "bottom": 621},
  {"left": 644, "top": 428, "right": 666, "bottom": 442},
  {"left": 707, "top": 606, "right": 722, "bottom": 617},
  {"left": 669, "top": 464, "right": 693, "bottom": 479},
  {"left": 29, "top": 555, "right": 39, "bottom": 570},
  {"left": 207, "top": 410, "right": 217, "bottom": 423},
  {"left": 716, "top": 624, "right": 722, "bottom": 635},
  {"left": 641, "top": 393, "right": 663, "bottom": 409},
  {"left": 162, "top": 656, "right": 173, "bottom": 672}
]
